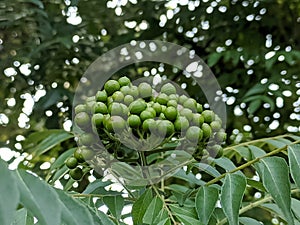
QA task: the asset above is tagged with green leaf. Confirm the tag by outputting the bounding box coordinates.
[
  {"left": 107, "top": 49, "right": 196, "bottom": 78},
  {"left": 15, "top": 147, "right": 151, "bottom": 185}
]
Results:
[
  {"left": 246, "top": 179, "right": 267, "bottom": 192},
  {"left": 103, "top": 195, "right": 124, "bottom": 220},
  {"left": 239, "top": 217, "right": 263, "bottom": 225},
  {"left": 142, "top": 196, "right": 163, "bottom": 224},
  {"left": 260, "top": 157, "right": 294, "bottom": 225},
  {"left": 173, "top": 169, "right": 205, "bottom": 186},
  {"left": 132, "top": 189, "right": 153, "bottom": 225},
  {"left": 196, "top": 163, "right": 221, "bottom": 177},
  {"left": 244, "top": 83, "right": 266, "bottom": 97},
  {"left": 153, "top": 208, "right": 169, "bottom": 225},
  {"left": 169, "top": 205, "right": 200, "bottom": 225},
  {"left": 220, "top": 173, "right": 246, "bottom": 225},
  {"left": 168, "top": 184, "right": 192, "bottom": 206},
  {"left": 248, "top": 99, "right": 262, "bottom": 114},
  {"left": 83, "top": 180, "right": 112, "bottom": 194},
  {"left": 288, "top": 144, "right": 300, "bottom": 189},
  {"left": 266, "top": 139, "right": 287, "bottom": 148},
  {"left": 11, "top": 208, "right": 34, "bottom": 225},
  {"left": 0, "top": 159, "right": 20, "bottom": 225},
  {"left": 195, "top": 186, "right": 219, "bottom": 225},
  {"left": 55, "top": 189, "right": 95, "bottom": 225},
  {"left": 27, "top": 130, "right": 73, "bottom": 157},
  {"left": 213, "top": 157, "right": 244, "bottom": 176},
  {"left": 96, "top": 210, "right": 115, "bottom": 225},
  {"left": 208, "top": 52, "right": 222, "bottom": 67},
  {"left": 292, "top": 198, "right": 300, "bottom": 221},
  {"left": 16, "top": 170, "right": 62, "bottom": 225}
]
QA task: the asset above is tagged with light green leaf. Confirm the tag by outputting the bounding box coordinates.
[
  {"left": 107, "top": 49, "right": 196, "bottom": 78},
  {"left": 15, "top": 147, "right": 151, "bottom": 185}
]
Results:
[
  {"left": 288, "top": 144, "right": 300, "bottom": 189},
  {"left": 292, "top": 198, "right": 300, "bottom": 221},
  {"left": 16, "top": 170, "right": 62, "bottom": 225},
  {"left": 220, "top": 173, "right": 246, "bottom": 225},
  {"left": 195, "top": 186, "right": 219, "bottom": 225},
  {"left": 239, "top": 217, "right": 263, "bottom": 225},
  {"left": 143, "top": 196, "right": 163, "bottom": 224},
  {"left": 55, "top": 189, "right": 95, "bottom": 225},
  {"left": 132, "top": 189, "right": 153, "bottom": 225},
  {"left": 28, "top": 130, "right": 73, "bottom": 157},
  {"left": 103, "top": 195, "right": 124, "bottom": 220},
  {"left": 0, "top": 159, "right": 20, "bottom": 225},
  {"left": 11, "top": 208, "right": 34, "bottom": 225},
  {"left": 260, "top": 157, "right": 294, "bottom": 225},
  {"left": 266, "top": 139, "right": 287, "bottom": 148}
]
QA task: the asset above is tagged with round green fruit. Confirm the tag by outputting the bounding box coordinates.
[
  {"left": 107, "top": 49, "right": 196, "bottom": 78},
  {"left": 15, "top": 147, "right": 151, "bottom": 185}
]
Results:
[
  {"left": 128, "top": 115, "right": 141, "bottom": 128},
  {"left": 81, "top": 147, "right": 95, "bottom": 160},
  {"left": 118, "top": 76, "right": 131, "bottom": 87},
  {"left": 210, "top": 120, "right": 222, "bottom": 132},
  {"left": 75, "top": 104, "right": 87, "bottom": 114},
  {"left": 202, "top": 110, "right": 215, "bottom": 123},
  {"left": 124, "top": 95, "right": 134, "bottom": 106},
  {"left": 69, "top": 167, "right": 83, "bottom": 180},
  {"left": 157, "top": 120, "right": 175, "bottom": 137},
  {"left": 111, "top": 116, "right": 126, "bottom": 132},
  {"left": 179, "top": 108, "right": 194, "bottom": 121},
  {"left": 138, "top": 82, "right": 152, "bottom": 99},
  {"left": 74, "top": 112, "right": 90, "bottom": 128},
  {"left": 129, "top": 100, "right": 147, "bottom": 115},
  {"left": 167, "top": 99, "right": 178, "bottom": 108},
  {"left": 79, "top": 133, "right": 96, "bottom": 146},
  {"left": 186, "top": 126, "right": 203, "bottom": 142},
  {"left": 152, "top": 102, "right": 162, "bottom": 115},
  {"left": 164, "top": 106, "right": 178, "bottom": 121},
  {"left": 183, "top": 98, "right": 197, "bottom": 112},
  {"left": 74, "top": 148, "right": 85, "bottom": 163},
  {"left": 66, "top": 157, "right": 78, "bottom": 169},
  {"left": 104, "top": 80, "right": 120, "bottom": 96},
  {"left": 92, "top": 113, "right": 104, "bottom": 127},
  {"left": 160, "top": 83, "right": 177, "bottom": 95},
  {"left": 142, "top": 118, "right": 156, "bottom": 133},
  {"left": 156, "top": 93, "right": 169, "bottom": 105},
  {"left": 96, "top": 90, "right": 107, "bottom": 102},
  {"left": 112, "top": 91, "right": 124, "bottom": 102},
  {"left": 202, "top": 123, "right": 212, "bottom": 139},
  {"left": 93, "top": 102, "right": 108, "bottom": 114},
  {"left": 129, "top": 86, "right": 139, "bottom": 98},
  {"left": 178, "top": 95, "right": 189, "bottom": 105},
  {"left": 192, "top": 113, "right": 204, "bottom": 127},
  {"left": 174, "top": 116, "right": 189, "bottom": 132},
  {"left": 140, "top": 110, "right": 155, "bottom": 121}
]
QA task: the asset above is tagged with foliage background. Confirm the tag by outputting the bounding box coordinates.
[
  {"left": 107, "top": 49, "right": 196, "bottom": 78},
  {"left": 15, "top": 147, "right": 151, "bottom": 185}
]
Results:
[{"left": 0, "top": 0, "right": 300, "bottom": 225}]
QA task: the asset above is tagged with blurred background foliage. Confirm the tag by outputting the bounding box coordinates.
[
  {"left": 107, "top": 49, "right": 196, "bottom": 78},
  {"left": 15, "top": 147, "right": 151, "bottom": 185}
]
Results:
[{"left": 0, "top": 0, "right": 300, "bottom": 167}]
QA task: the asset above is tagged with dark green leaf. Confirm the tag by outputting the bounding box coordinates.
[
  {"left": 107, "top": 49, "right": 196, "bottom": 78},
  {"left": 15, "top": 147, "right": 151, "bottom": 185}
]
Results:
[
  {"left": 103, "top": 195, "right": 124, "bottom": 220},
  {"left": 239, "top": 217, "right": 263, "bottom": 225},
  {"left": 11, "top": 208, "right": 34, "bottom": 225},
  {"left": 16, "top": 170, "right": 62, "bottom": 225},
  {"left": 56, "top": 189, "right": 95, "bottom": 225},
  {"left": 220, "top": 173, "right": 246, "bottom": 225},
  {"left": 195, "top": 186, "right": 219, "bottom": 225},
  {"left": 0, "top": 159, "right": 20, "bottom": 225},
  {"left": 28, "top": 130, "right": 73, "bottom": 157},
  {"left": 132, "top": 189, "right": 153, "bottom": 225},
  {"left": 169, "top": 205, "right": 201, "bottom": 225},
  {"left": 143, "top": 196, "right": 164, "bottom": 224},
  {"left": 260, "top": 157, "right": 294, "bottom": 225},
  {"left": 288, "top": 144, "right": 300, "bottom": 189}
]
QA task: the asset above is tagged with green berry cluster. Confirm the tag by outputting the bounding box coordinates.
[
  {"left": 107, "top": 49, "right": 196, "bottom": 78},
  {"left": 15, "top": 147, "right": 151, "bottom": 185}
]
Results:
[{"left": 69, "top": 76, "right": 226, "bottom": 171}]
